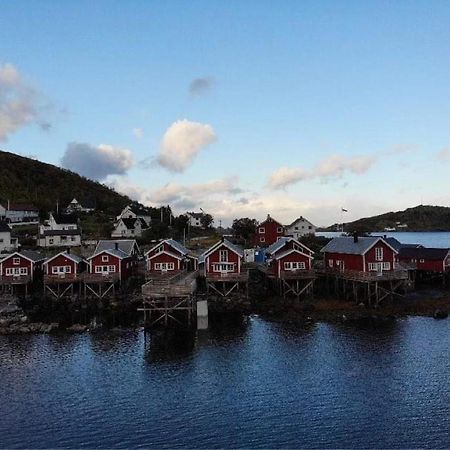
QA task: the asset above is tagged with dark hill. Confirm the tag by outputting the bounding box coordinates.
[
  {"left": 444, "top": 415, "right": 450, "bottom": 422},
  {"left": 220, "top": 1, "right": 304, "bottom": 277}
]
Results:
[
  {"left": 0, "top": 150, "right": 135, "bottom": 216},
  {"left": 330, "top": 205, "right": 450, "bottom": 232}
]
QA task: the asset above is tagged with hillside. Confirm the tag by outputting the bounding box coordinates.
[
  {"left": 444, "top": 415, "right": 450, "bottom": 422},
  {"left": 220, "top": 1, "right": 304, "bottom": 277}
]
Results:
[
  {"left": 0, "top": 150, "right": 135, "bottom": 216},
  {"left": 330, "top": 205, "right": 450, "bottom": 232}
]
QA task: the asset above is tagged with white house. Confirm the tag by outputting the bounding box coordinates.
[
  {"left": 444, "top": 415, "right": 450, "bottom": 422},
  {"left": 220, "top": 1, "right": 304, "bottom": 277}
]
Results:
[
  {"left": 65, "top": 198, "right": 95, "bottom": 214},
  {"left": 38, "top": 213, "right": 82, "bottom": 248},
  {"left": 186, "top": 211, "right": 205, "bottom": 228},
  {"left": 0, "top": 202, "right": 39, "bottom": 223},
  {"left": 284, "top": 217, "right": 316, "bottom": 239},
  {"left": 116, "top": 205, "right": 151, "bottom": 227},
  {"left": 0, "top": 222, "right": 18, "bottom": 253},
  {"left": 111, "top": 218, "right": 148, "bottom": 238}
]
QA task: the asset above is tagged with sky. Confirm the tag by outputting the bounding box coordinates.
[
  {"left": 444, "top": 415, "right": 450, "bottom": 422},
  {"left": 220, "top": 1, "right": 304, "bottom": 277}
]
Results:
[{"left": 1, "top": 0, "right": 450, "bottom": 227}]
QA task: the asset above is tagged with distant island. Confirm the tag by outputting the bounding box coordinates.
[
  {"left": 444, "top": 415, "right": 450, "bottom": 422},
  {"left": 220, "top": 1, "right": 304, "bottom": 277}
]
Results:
[{"left": 322, "top": 205, "right": 450, "bottom": 233}]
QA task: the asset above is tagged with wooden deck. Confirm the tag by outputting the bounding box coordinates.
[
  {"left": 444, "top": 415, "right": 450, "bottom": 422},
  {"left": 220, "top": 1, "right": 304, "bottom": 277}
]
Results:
[
  {"left": 81, "top": 273, "right": 121, "bottom": 283},
  {"left": 205, "top": 270, "right": 249, "bottom": 282},
  {"left": 44, "top": 274, "right": 83, "bottom": 284},
  {"left": 317, "top": 268, "right": 409, "bottom": 282},
  {"left": 142, "top": 270, "right": 198, "bottom": 298},
  {"left": 0, "top": 275, "right": 32, "bottom": 285}
]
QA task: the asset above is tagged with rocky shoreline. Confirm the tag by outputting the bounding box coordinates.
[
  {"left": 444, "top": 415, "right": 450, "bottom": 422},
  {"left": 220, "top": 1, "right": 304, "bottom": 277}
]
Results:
[{"left": 1, "top": 287, "right": 450, "bottom": 335}]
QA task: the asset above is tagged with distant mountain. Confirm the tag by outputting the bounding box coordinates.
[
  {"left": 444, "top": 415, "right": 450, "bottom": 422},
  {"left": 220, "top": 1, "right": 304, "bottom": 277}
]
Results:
[
  {"left": 0, "top": 150, "right": 137, "bottom": 216},
  {"left": 327, "top": 205, "right": 450, "bottom": 232}
]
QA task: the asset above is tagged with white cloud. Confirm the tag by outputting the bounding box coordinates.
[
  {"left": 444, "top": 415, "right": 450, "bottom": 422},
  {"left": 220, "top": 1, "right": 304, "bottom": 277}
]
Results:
[
  {"left": 189, "top": 77, "right": 215, "bottom": 96},
  {"left": 268, "top": 153, "right": 377, "bottom": 189},
  {"left": 0, "top": 63, "right": 52, "bottom": 141},
  {"left": 132, "top": 127, "right": 144, "bottom": 139},
  {"left": 61, "top": 142, "right": 135, "bottom": 180},
  {"left": 157, "top": 119, "right": 217, "bottom": 172}
]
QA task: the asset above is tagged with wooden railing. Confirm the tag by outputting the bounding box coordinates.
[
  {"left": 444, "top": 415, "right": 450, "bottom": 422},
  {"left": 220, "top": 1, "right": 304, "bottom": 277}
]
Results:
[
  {"left": 318, "top": 268, "right": 409, "bottom": 281},
  {"left": 0, "top": 275, "right": 32, "bottom": 284},
  {"left": 205, "top": 270, "right": 249, "bottom": 282},
  {"left": 44, "top": 274, "right": 83, "bottom": 283},
  {"left": 81, "top": 273, "right": 121, "bottom": 283},
  {"left": 280, "top": 269, "right": 316, "bottom": 280}
]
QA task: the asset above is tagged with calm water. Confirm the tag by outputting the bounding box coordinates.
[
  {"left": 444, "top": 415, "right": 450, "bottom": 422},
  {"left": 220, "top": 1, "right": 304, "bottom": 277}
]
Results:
[
  {"left": 2, "top": 317, "right": 450, "bottom": 448},
  {"left": 318, "top": 231, "right": 450, "bottom": 248}
]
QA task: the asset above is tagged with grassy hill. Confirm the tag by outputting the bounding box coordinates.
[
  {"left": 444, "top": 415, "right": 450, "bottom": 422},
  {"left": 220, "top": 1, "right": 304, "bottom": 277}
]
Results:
[
  {"left": 0, "top": 150, "right": 136, "bottom": 216},
  {"left": 331, "top": 205, "right": 450, "bottom": 232}
]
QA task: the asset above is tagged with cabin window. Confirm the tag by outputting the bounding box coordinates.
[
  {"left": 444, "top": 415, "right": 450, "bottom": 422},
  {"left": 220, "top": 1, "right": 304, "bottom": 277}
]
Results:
[
  {"left": 20, "top": 267, "right": 28, "bottom": 275},
  {"left": 156, "top": 245, "right": 163, "bottom": 254},
  {"left": 13, "top": 257, "right": 20, "bottom": 265},
  {"left": 260, "top": 237, "right": 265, "bottom": 243},
  {"left": 212, "top": 263, "right": 234, "bottom": 273},
  {"left": 419, "top": 259, "right": 425, "bottom": 263},
  {"left": 284, "top": 262, "right": 305, "bottom": 270},
  {"left": 375, "top": 247, "right": 383, "bottom": 261},
  {"left": 259, "top": 228, "right": 265, "bottom": 234},
  {"left": 108, "top": 265, "right": 116, "bottom": 273},
  {"left": 277, "top": 227, "right": 283, "bottom": 233},
  {"left": 328, "top": 259, "right": 333, "bottom": 268},
  {"left": 49, "top": 239, "right": 54, "bottom": 244},
  {"left": 382, "top": 262, "right": 391, "bottom": 270},
  {"left": 102, "top": 255, "right": 109, "bottom": 262},
  {"left": 294, "top": 227, "right": 298, "bottom": 230},
  {"left": 219, "top": 250, "right": 228, "bottom": 262}
]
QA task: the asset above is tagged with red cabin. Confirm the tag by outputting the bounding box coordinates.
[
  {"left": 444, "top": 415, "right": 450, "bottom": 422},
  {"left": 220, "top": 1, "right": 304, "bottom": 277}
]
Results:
[
  {"left": 87, "top": 248, "right": 133, "bottom": 281},
  {"left": 266, "top": 237, "right": 314, "bottom": 278},
  {"left": 398, "top": 247, "right": 450, "bottom": 273},
  {"left": 200, "top": 238, "right": 244, "bottom": 276},
  {"left": 145, "top": 239, "right": 198, "bottom": 273},
  {"left": 254, "top": 214, "right": 285, "bottom": 247},
  {"left": 0, "top": 250, "right": 45, "bottom": 281},
  {"left": 44, "top": 251, "right": 86, "bottom": 279},
  {"left": 321, "top": 236, "right": 398, "bottom": 273}
]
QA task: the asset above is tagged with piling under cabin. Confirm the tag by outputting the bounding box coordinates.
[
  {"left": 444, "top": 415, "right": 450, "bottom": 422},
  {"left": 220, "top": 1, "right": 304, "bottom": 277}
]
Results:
[
  {"left": 84, "top": 245, "right": 133, "bottom": 298},
  {"left": 0, "top": 250, "right": 45, "bottom": 296},
  {"left": 199, "top": 238, "right": 248, "bottom": 298},
  {"left": 319, "top": 236, "right": 409, "bottom": 305},
  {"left": 43, "top": 250, "right": 86, "bottom": 299},
  {"left": 261, "top": 237, "right": 315, "bottom": 299}
]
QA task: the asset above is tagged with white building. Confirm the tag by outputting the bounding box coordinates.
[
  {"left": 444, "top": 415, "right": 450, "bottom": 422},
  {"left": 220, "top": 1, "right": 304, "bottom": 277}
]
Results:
[
  {"left": 284, "top": 216, "right": 316, "bottom": 239},
  {"left": 186, "top": 211, "right": 205, "bottom": 228},
  {"left": 111, "top": 218, "right": 148, "bottom": 238},
  {"left": 0, "top": 202, "right": 39, "bottom": 223},
  {"left": 0, "top": 222, "right": 18, "bottom": 253},
  {"left": 65, "top": 198, "right": 95, "bottom": 214},
  {"left": 38, "top": 213, "right": 82, "bottom": 248},
  {"left": 116, "top": 205, "right": 152, "bottom": 227}
]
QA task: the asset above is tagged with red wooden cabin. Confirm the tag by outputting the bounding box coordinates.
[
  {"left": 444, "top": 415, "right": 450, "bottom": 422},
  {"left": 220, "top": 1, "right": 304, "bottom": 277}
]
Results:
[
  {"left": 398, "top": 247, "right": 450, "bottom": 273},
  {"left": 199, "top": 238, "right": 244, "bottom": 276},
  {"left": 87, "top": 246, "right": 133, "bottom": 281},
  {"left": 145, "top": 239, "right": 198, "bottom": 273},
  {"left": 253, "top": 214, "right": 285, "bottom": 247},
  {"left": 0, "top": 250, "right": 45, "bottom": 281},
  {"left": 266, "top": 237, "right": 314, "bottom": 278},
  {"left": 321, "top": 236, "right": 398, "bottom": 273},
  {"left": 44, "top": 250, "right": 85, "bottom": 279}
]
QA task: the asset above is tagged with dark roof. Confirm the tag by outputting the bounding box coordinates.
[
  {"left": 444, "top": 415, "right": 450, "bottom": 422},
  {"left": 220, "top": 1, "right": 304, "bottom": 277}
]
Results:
[
  {"left": 40, "top": 229, "right": 81, "bottom": 236},
  {"left": 7, "top": 203, "right": 39, "bottom": 212},
  {"left": 383, "top": 237, "right": 422, "bottom": 252},
  {"left": 0, "top": 221, "right": 11, "bottom": 233},
  {"left": 321, "top": 236, "right": 397, "bottom": 255},
  {"left": 399, "top": 247, "right": 450, "bottom": 261},
  {"left": 53, "top": 213, "right": 78, "bottom": 225},
  {"left": 187, "top": 212, "right": 204, "bottom": 219},
  {"left": 20, "top": 250, "right": 45, "bottom": 262},
  {"left": 95, "top": 239, "right": 139, "bottom": 256},
  {"left": 259, "top": 215, "right": 283, "bottom": 227},
  {"left": 138, "top": 218, "right": 149, "bottom": 229},
  {"left": 121, "top": 218, "right": 138, "bottom": 229}
]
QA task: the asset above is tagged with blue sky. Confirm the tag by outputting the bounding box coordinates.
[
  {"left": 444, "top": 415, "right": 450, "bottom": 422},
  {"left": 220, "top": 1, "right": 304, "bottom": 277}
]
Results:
[{"left": 1, "top": 0, "right": 450, "bottom": 226}]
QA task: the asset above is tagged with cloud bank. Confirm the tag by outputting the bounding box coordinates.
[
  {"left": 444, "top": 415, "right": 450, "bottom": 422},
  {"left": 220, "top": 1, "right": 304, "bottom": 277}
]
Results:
[
  {"left": 61, "top": 142, "right": 134, "bottom": 180},
  {"left": 269, "top": 153, "right": 377, "bottom": 189},
  {"left": 0, "top": 63, "right": 51, "bottom": 141},
  {"left": 157, "top": 119, "right": 216, "bottom": 172}
]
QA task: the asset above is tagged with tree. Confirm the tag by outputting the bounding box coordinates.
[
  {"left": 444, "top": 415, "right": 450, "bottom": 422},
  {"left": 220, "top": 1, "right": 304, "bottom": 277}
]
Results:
[
  {"left": 232, "top": 217, "right": 259, "bottom": 241},
  {"left": 200, "top": 213, "right": 214, "bottom": 229}
]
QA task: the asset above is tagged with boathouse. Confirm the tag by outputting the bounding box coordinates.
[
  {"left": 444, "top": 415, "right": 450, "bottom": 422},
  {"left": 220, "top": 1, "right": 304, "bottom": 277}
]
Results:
[
  {"left": 321, "top": 236, "right": 398, "bottom": 273},
  {"left": 87, "top": 245, "right": 133, "bottom": 281},
  {"left": 253, "top": 214, "right": 284, "bottom": 247},
  {"left": 145, "top": 239, "right": 197, "bottom": 273},
  {"left": 398, "top": 247, "right": 450, "bottom": 274},
  {"left": 0, "top": 250, "right": 45, "bottom": 281}
]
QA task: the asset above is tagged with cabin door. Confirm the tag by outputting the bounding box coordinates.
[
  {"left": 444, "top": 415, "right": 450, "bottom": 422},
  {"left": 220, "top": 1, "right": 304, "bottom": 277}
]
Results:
[
  {"left": 376, "top": 262, "right": 383, "bottom": 274},
  {"left": 161, "top": 263, "right": 168, "bottom": 272}
]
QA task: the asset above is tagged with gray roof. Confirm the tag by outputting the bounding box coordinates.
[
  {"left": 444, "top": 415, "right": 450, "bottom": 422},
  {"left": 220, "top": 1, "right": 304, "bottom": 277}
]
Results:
[
  {"left": 166, "top": 239, "right": 189, "bottom": 256},
  {"left": 266, "top": 237, "right": 292, "bottom": 255},
  {"left": 321, "top": 236, "right": 396, "bottom": 255},
  {"left": 40, "top": 229, "right": 80, "bottom": 237},
  {"left": 90, "top": 248, "right": 130, "bottom": 260},
  {"left": 199, "top": 238, "right": 244, "bottom": 263},
  {"left": 286, "top": 216, "right": 315, "bottom": 228},
  {"left": 20, "top": 250, "right": 46, "bottom": 262},
  {"left": 94, "top": 239, "right": 138, "bottom": 256},
  {"left": 45, "top": 251, "right": 84, "bottom": 265}
]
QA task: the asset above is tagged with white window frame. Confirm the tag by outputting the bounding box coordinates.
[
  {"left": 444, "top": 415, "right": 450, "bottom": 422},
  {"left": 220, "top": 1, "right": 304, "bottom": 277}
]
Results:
[
  {"left": 108, "top": 265, "right": 116, "bottom": 273},
  {"left": 13, "top": 257, "right": 20, "bottom": 265},
  {"left": 328, "top": 259, "right": 334, "bottom": 268},
  {"left": 260, "top": 237, "right": 265, "bottom": 243},
  {"left": 219, "top": 249, "right": 228, "bottom": 262},
  {"left": 212, "top": 263, "right": 234, "bottom": 273},
  {"left": 102, "top": 255, "right": 109, "bottom": 262},
  {"left": 277, "top": 227, "right": 283, "bottom": 233},
  {"left": 259, "top": 227, "right": 265, "bottom": 234},
  {"left": 382, "top": 262, "right": 391, "bottom": 270},
  {"left": 375, "top": 247, "right": 383, "bottom": 261}
]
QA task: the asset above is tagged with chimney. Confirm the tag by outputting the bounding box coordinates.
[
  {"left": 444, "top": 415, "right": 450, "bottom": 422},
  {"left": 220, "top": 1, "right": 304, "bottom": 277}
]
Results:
[
  {"left": 115, "top": 242, "right": 119, "bottom": 250},
  {"left": 67, "top": 247, "right": 71, "bottom": 254},
  {"left": 267, "top": 214, "right": 271, "bottom": 220},
  {"left": 7, "top": 200, "right": 10, "bottom": 211},
  {"left": 353, "top": 233, "right": 358, "bottom": 243}
]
